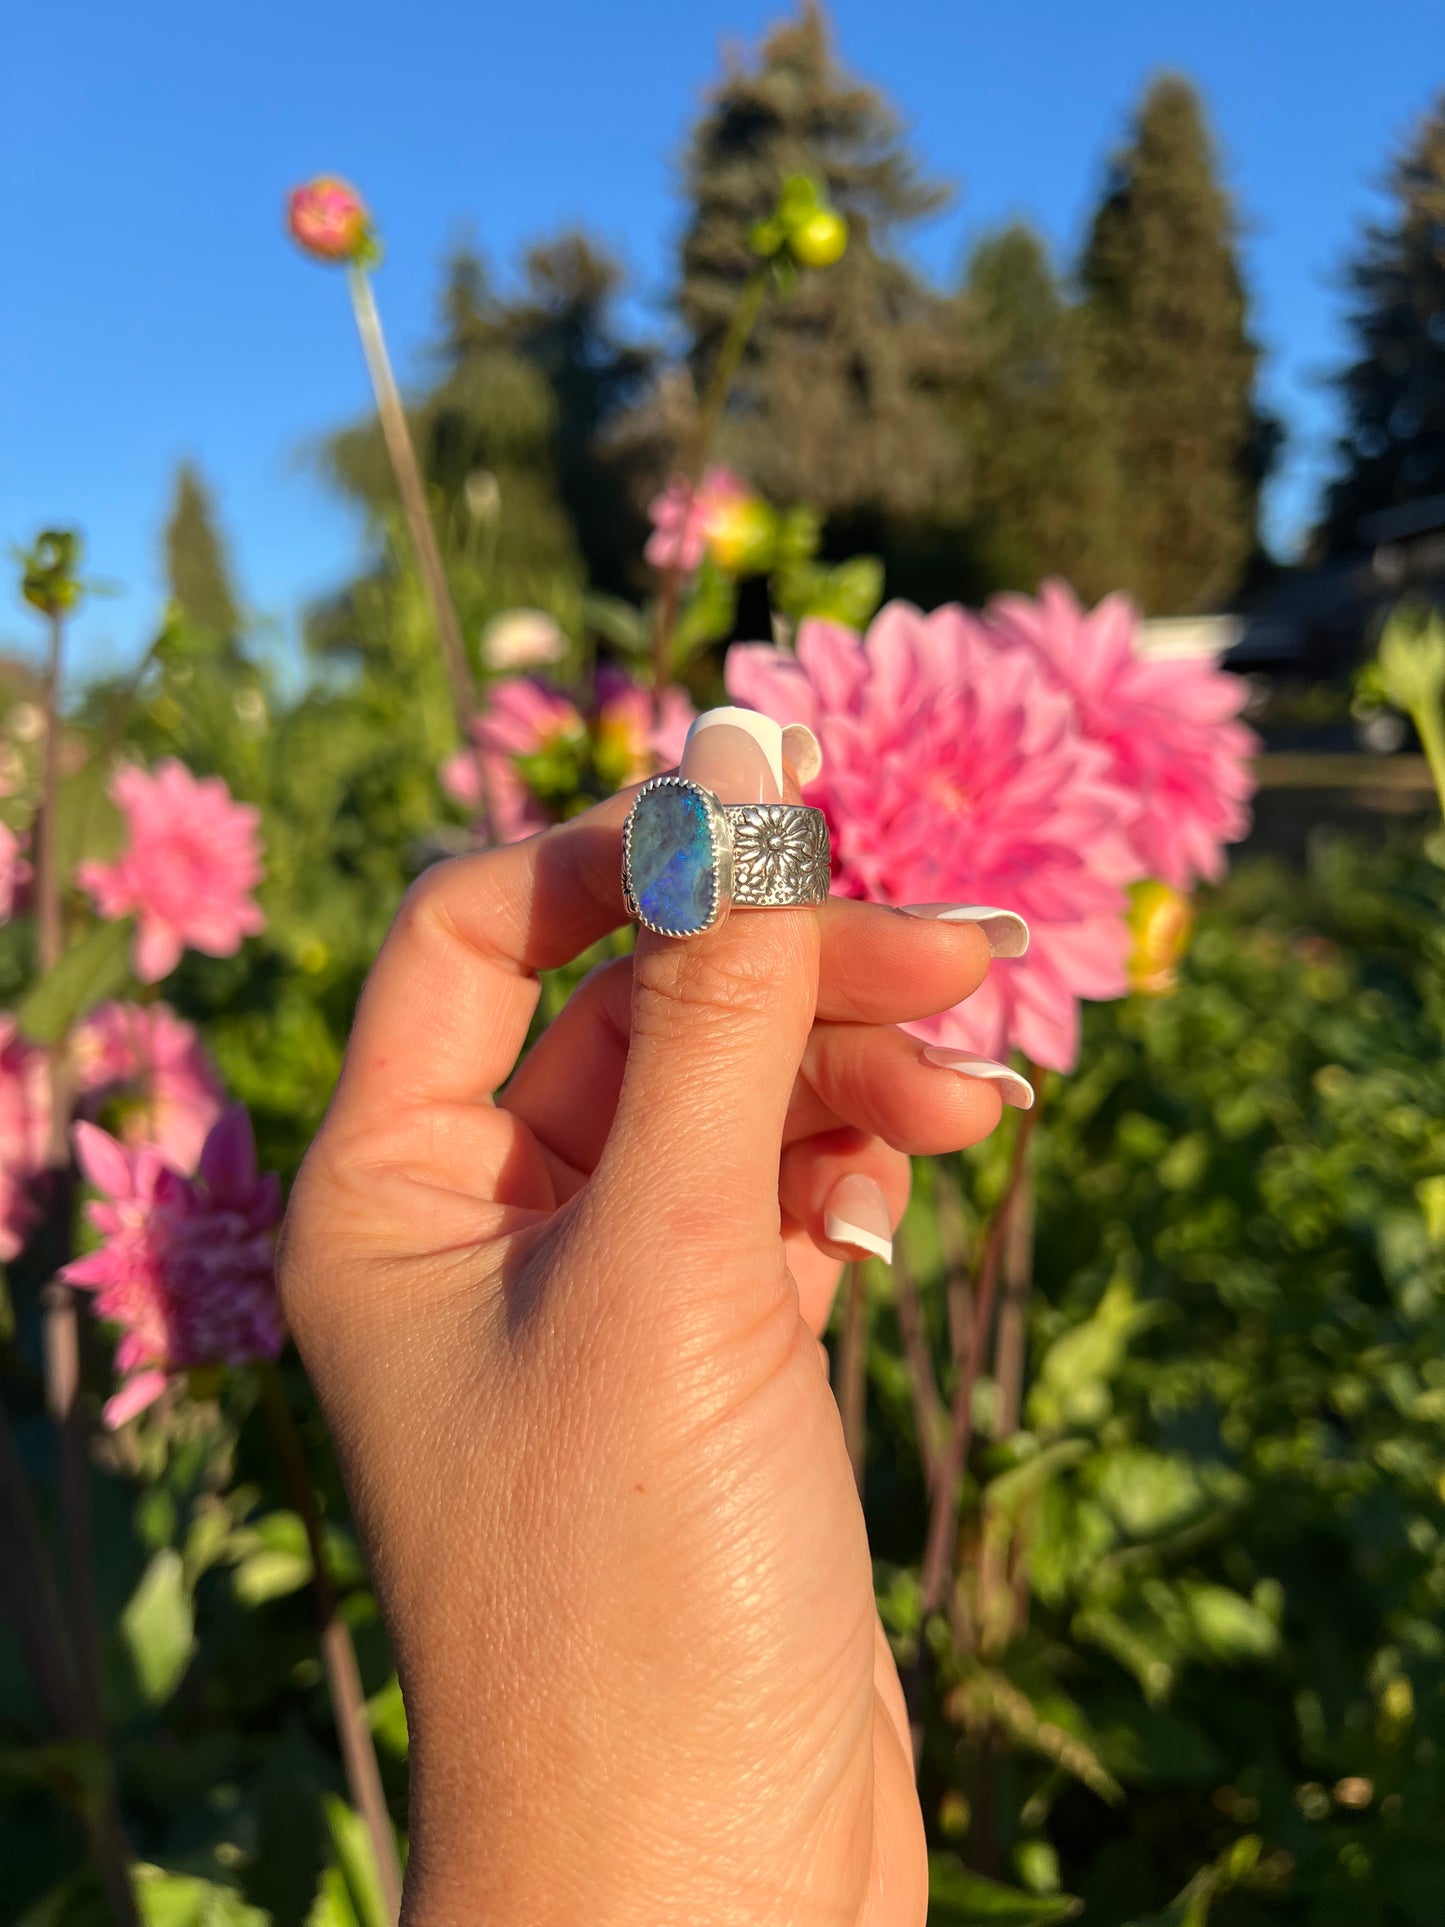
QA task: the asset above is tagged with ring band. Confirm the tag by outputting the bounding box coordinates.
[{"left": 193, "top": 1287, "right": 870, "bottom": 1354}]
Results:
[{"left": 622, "top": 775, "right": 831, "bottom": 937}]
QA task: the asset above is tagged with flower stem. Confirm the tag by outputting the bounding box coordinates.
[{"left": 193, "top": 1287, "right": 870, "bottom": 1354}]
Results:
[
  {"left": 258, "top": 1363, "right": 403, "bottom": 1923},
  {"left": 0, "top": 1396, "right": 140, "bottom": 1926},
  {"left": 918, "top": 1100, "right": 1041, "bottom": 1622},
  {"left": 35, "top": 603, "right": 107, "bottom": 1772},
  {"left": 346, "top": 267, "right": 477, "bottom": 746},
  {"left": 890, "top": 1233, "right": 946, "bottom": 1492},
  {"left": 650, "top": 268, "right": 770, "bottom": 701},
  {"left": 836, "top": 1262, "right": 868, "bottom": 1494}
]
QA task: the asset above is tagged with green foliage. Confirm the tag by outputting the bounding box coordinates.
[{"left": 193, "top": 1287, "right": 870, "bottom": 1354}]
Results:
[
  {"left": 1080, "top": 75, "right": 1267, "bottom": 613},
  {"left": 676, "top": 3, "right": 963, "bottom": 545},
  {"left": 164, "top": 465, "right": 241, "bottom": 643},
  {"left": 1322, "top": 92, "right": 1445, "bottom": 550}
]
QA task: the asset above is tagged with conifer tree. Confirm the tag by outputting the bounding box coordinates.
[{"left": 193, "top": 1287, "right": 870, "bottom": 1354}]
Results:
[
  {"left": 1080, "top": 74, "right": 1263, "bottom": 612},
  {"left": 953, "top": 224, "right": 1128, "bottom": 600},
  {"left": 1322, "top": 94, "right": 1445, "bottom": 549},
  {"left": 676, "top": 2, "right": 960, "bottom": 528},
  {"left": 164, "top": 462, "right": 241, "bottom": 639}
]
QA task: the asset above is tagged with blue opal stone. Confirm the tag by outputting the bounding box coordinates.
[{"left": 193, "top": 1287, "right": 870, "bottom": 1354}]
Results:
[{"left": 629, "top": 783, "right": 717, "bottom": 934}]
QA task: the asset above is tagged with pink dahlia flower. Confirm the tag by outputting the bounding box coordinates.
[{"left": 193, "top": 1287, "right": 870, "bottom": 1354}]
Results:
[
  {"left": 0, "top": 1017, "right": 50, "bottom": 1261},
  {"left": 644, "top": 466, "right": 751, "bottom": 574},
  {"left": 286, "top": 176, "right": 372, "bottom": 265},
  {"left": 72, "top": 1001, "right": 225, "bottom": 1173},
  {"left": 986, "top": 581, "right": 1258, "bottom": 890},
  {"left": 65, "top": 1107, "right": 284, "bottom": 1428},
  {"left": 726, "top": 603, "right": 1146, "bottom": 1072},
  {"left": 78, "top": 761, "right": 265, "bottom": 983},
  {"left": 0, "top": 824, "right": 31, "bottom": 920}
]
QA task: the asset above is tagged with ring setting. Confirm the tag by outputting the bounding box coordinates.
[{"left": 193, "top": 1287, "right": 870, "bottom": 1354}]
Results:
[{"left": 622, "top": 775, "right": 831, "bottom": 937}]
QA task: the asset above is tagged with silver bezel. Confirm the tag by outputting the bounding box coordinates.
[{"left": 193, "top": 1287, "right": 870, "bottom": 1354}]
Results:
[{"left": 621, "top": 774, "right": 735, "bottom": 938}]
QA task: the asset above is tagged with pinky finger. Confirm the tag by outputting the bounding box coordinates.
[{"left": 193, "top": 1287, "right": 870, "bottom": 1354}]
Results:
[{"left": 779, "top": 1128, "right": 911, "bottom": 1338}]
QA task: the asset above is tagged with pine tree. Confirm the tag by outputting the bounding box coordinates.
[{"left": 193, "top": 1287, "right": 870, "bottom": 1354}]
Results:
[
  {"left": 502, "top": 233, "right": 657, "bottom": 594},
  {"left": 164, "top": 462, "right": 241, "bottom": 639},
  {"left": 1080, "top": 74, "right": 1264, "bottom": 612},
  {"left": 676, "top": 2, "right": 961, "bottom": 531},
  {"left": 1322, "top": 94, "right": 1445, "bottom": 549},
  {"left": 952, "top": 225, "right": 1129, "bottom": 600}
]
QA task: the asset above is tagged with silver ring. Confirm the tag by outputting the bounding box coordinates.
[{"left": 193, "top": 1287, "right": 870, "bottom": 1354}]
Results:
[{"left": 622, "top": 774, "right": 831, "bottom": 937}]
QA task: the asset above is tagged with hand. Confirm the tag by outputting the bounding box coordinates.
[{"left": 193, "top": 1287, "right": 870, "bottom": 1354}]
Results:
[{"left": 280, "top": 710, "right": 1027, "bottom": 1925}]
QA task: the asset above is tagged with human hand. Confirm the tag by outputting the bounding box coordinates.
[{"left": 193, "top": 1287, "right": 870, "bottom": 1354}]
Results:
[{"left": 280, "top": 708, "right": 1031, "bottom": 1926}]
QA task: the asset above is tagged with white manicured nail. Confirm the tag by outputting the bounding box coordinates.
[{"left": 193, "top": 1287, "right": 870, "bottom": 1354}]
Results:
[
  {"left": 782, "top": 723, "right": 823, "bottom": 785},
  {"left": 901, "top": 904, "right": 1029, "bottom": 958},
  {"left": 683, "top": 707, "right": 785, "bottom": 797},
  {"left": 920, "top": 1048, "right": 1035, "bottom": 1110},
  {"left": 823, "top": 1173, "right": 893, "bottom": 1263}
]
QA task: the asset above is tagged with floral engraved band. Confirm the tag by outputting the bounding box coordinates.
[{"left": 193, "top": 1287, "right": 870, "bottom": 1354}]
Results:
[{"left": 622, "top": 775, "right": 831, "bottom": 937}]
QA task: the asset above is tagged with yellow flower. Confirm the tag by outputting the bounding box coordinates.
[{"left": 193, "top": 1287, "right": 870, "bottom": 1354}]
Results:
[{"left": 1128, "top": 880, "right": 1195, "bottom": 996}]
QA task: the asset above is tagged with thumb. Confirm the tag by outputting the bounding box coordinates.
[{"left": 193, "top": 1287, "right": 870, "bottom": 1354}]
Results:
[{"left": 595, "top": 706, "right": 825, "bottom": 1254}]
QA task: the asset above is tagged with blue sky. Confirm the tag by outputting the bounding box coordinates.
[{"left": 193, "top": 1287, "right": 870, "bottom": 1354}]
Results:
[{"left": 1, "top": 0, "right": 1438, "bottom": 677}]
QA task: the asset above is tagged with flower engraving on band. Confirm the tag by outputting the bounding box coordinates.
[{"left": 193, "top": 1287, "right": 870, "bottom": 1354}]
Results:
[{"left": 729, "top": 804, "right": 830, "bottom": 905}]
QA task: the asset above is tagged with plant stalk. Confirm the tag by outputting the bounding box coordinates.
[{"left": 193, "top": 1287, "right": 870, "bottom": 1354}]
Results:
[
  {"left": 259, "top": 1364, "right": 403, "bottom": 1923},
  {"left": 347, "top": 267, "right": 477, "bottom": 745},
  {"left": 0, "top": 1397, "right": 140, "bottom": 1926},
  {"left": 650, "top": 268, "right": 770, "bottom": 701},
  {"left": 836, "top": 1262, "right": 868, "bottom": 1494},
  {"left": 917, "top": 1102, "right": 1040, "bottom": 1623}
]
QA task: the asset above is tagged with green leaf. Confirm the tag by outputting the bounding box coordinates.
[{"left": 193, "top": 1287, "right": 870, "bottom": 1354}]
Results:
[
  {"left": 928, "top": 1854, "right": 1082, "bottom": 1923},
  {"left": 304, "top": 1868, "right": 364, "bottom": 1927},
  {"left": 133, "top": 1866, "right": 268, "bottom": 1926},
  {"left": 366, "top": 1674, "right": 409, "bottom": 1757},
  {"left": 17, "top": 918, "right": 132, "bottom": 1045},
  {"left": 121, "top": 1550, "right": 195, "bottom": 1707},
  {"left": 1182, "top": 1584, "right": 1280, "bottom": 1662},
  {"left": 580, "top": 592, "right": 648, "bottom": 656},
  {"left": 54, "top": 752, "right": 123, "bottom": 883},
  {"left": 322, "top": 1797, "right": 394, "bottom": 1927}
]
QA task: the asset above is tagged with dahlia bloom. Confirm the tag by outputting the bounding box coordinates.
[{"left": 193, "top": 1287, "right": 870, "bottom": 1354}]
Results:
[
  {"left": 78, "top": 761, "right": 265, "bottom": 983},
  {"left": 0, "top": 823, "right": 31, "bottom": 920},
  {"left": 644, "top": 467, "right": 752, "bottom": 574},
  {"left": 443, "top": 672, "right": 694, "bottom": 843},
  {"left": 72, "top": 1001, "right": 225, "bottom": 1173},
  {"left": 0, "top": 1017, "right": 50, "bottom": 1261},
  {"left": 65, "top": 1107, "right": 283, "bottom": 1428},
  {"left": 286, "top": 176, "right": 372, "bottom": 265},
  {"left": 986, "top": 581, "right": 1257, "bottom": 890},
  {"left": 726, "top": 603, "right": 1145, "bottom": 1072}
]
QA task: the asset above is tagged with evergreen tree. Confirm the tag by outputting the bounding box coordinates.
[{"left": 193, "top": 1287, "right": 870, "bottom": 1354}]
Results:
[
  {"left": 1080, "top": 74, "right": 1264, "bottom": 612},
  {"left": 503, "top": 233, "right": 657, "bottom": 594},
  {"left": 676, "top": 3, "right": 961, "bottom": 534},
  {"left": 1322, "top": 94, "right": 1445, "bottom": 549},
  {"left": 164, "top": 462, "right": 241, "bottom": 639},
  {"left": 952, "top": 225, "right": 1129, "bottom": 600}
]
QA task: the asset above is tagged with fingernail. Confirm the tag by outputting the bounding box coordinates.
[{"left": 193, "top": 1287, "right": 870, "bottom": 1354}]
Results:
[
  {"left": 681, "top": 706, "right": 784, "bottom": 804},
  {"left": 823, "top": 1173, "right": 893, "bottom": 1264},
  {"left": 901, "top": 904, "right": 1030, "bottom": 958},
  {"left": 782, "top": 723, "right": 823, "bottom": 786},
  {"left": 920, "top": 1048, "right": 1035, "bottom": 1110}
]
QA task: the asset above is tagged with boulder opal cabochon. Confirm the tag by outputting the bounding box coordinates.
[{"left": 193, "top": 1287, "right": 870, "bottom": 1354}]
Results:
[{"left": 625, "top": 779, "right": 721, "bottom": 935}]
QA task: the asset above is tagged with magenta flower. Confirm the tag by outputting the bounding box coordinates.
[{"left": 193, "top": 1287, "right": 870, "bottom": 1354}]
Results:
[
  {"left": 726, "top": 603, "right": 1145, "bottom": 1072},
  {"left": 0, "top": 1018, "right": 50, "bottom": 1261},
  {"left": 443, "top": 671, "right": 694, "bottom": 843},
  {"left": 72, "top": 1001, "right": 225, "bottom": 1174},
  {"left": 286, "top": 176, "right": 372, "bottom": 265},
  {"left": 0, "top": 824, "right": 31, "bottom": 921},
  {"left": 65, "top": 1107, "right": 284, "bottom": 1428},
  {"left": 78, "top": 761, "right": 265, "bottom": 983},
  {"left": 986, "top": 581, "right": 1258, "bottom": 890},
  {"left": 644, "top": 467, "right": 750, "bottom": 574}
]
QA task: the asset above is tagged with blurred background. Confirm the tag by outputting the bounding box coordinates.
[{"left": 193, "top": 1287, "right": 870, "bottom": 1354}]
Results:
[{"left": 4, "top": 3, "right": 1445, "bottom": 1923}]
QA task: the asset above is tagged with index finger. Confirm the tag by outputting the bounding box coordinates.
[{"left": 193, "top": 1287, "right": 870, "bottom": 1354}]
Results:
[{"left": 330, "top": 787, "right": 633, "bottom": 1128}]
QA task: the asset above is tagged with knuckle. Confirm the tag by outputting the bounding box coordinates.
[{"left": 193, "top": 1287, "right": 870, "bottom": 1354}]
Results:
[{"left": 630, "top": 923, "right": 803, "bottom": 1036}]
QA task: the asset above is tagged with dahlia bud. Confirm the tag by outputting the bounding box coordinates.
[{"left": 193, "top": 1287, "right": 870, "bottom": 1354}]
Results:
[
  {"left": 705, "top": 494, "right": 778, "bottom": 577},
  {"left": 1128, "top": 879, "right": 1195, "bottom": 997},
  {"left": 789, "top": 208, "right": 849, "bottom": 269},
  {"left": 286, "top": 176, "right": 374, "bottom": 266}
]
